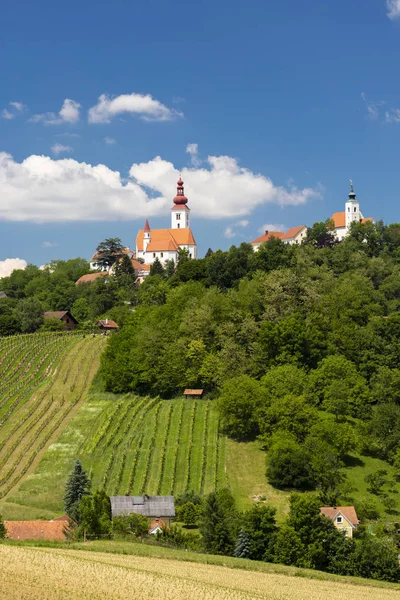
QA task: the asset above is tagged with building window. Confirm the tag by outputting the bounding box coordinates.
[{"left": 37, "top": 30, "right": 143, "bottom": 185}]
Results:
[
  {"left": 177, "top": 223, "right": 180, "bottom": 228},
  {"left": 153, "top": 253, "right": 156, "bottom": 258},
  {"left": 348, "top": 207, "right": 350, "bottom": 212},
  {"left": 354, "top": 207, "right": 357, "bottom": 212},
  {"left": 336, "top": 517, "right": 342, "bottom": 524},
  {"left": 161, "top": 252, "right": 164, "bottom": 257},
  {"left": 176, "top": 214, "right": 181, "bottom": 220}
]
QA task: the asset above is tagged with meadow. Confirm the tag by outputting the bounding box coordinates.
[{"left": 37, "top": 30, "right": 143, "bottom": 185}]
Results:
[{"left": 1, "top": 543, "right": 400, "bottom": 600}]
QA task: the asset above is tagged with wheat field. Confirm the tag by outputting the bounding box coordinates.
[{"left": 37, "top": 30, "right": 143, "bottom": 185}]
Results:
[{"left": 1, "top": 545, "right": 399, "bottom": 600}]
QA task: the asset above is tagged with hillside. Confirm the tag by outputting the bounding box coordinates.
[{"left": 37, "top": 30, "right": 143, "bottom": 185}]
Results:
[
  {"left": 1, "top": 543, "right": 399, "bottom": 600},
  {"left": 0, "top": 333, "right": 106, "bottom": 519}
]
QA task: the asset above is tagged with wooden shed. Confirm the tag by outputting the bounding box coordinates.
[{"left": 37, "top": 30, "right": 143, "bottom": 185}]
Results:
[
  {"left": 43, "top": 311, "right": 78, "bottom": 331},
  {"left": 184, "top": 389, "right": 204, "bottom": 399}
]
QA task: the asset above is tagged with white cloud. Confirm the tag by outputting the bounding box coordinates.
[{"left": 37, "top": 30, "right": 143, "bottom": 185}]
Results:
[
  {"left": 104, "top": 136, "right": 116, "bottom": 145},
  {"left": 56, "top": 132, "right": 80, "bottom": 138},
  {"left": 9, "top": 101, "right": 26, "bottom": 112},
  {"left": 385, "top": 108, "right": 400, "bottom": 123},
  {"left": 361, "top": 93, "right": 385, "bottom": 120},
  {"left": 224, "top": 219, "right": 250, "bottom": 239},
  {"left": 42, "top": 241, "right": 59, "bottom": 248},
  {"left": 0, "top": 147, "right": 320, "bottom": 223},
  {"left": 186, "top": 143, "right": 202, "bottom": 167},
  {"left": 1, "top": 109, "right": 14, "bottom": 120},
  {"left": 88, "top": 93, "right": 183, "bottom": 123},
  {"left": 30, "top": 99, "right": 80, "bottom": 125},
  {"left": 51, "top": 143, "right": 73, "bottom": 156},
  {"left": 224, "top": 227, "right": 236, "bottom": 239},
  {"left": 258, "top": 223, "right": 285, "bottom": 234},
  {"left": 387, "top": 0, "right": 400, "bottom": 19},
  {"left": 0, "top": 258, "right": 27, "bottom": 278}
]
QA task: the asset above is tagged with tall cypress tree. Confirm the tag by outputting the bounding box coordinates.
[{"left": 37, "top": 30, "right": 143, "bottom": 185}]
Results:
[{"left": 64, "top": 459, "right": 91, "bottom": 522}]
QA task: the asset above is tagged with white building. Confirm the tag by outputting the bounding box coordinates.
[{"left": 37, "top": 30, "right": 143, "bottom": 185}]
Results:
[
  {"left": 251, "top": 225, "right": 307, "bottom": 251},
  {"left": 90, "top": 247, "right": 135, "bottom": 271},
  {"left": 136, "top": 176, "right": 197, "bottom": 265},
  {"left": 331, "top": 181, "right": 373, "bottom": 241}
]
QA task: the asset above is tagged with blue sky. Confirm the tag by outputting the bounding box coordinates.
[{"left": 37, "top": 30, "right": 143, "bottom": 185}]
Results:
[{"left": 1, "top": 0, "right": 400, "bottom": 273}]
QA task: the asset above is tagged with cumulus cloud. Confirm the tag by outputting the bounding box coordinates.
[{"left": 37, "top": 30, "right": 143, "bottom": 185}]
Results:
[
  {"left": 1, "top": 109, "right": 14, "bottom": 120},
  {"left": 104, "top": 137, "right": 116, "bottom": 145},
  {"left": 1, "top": 101, "right": 26, "bottom": 120},
  {"left": 385, "top": 108, "right": 400, "bottom": 123},
  {"left": 88, "top": 93, "right": 183, "bottom": 123},
  {"left": 30, "top": 99, "right": 80, "bottom": 125},
  {"left": 258, "top": 223, "right": 285, "bottom": 234},
  {"left": 0, "top": 147, "right": 320, "bottom": 223},
  {"left": 42, "top": 241, "right": 59, "bottom": 248},
  {"left": 51, "top": 143, "right": 73, "bottom": 156},
  {"left": 387, "top": 0, "right": 400, "bottom": 19},
  {"left": 10, "top": 101, "right": 26, "bottom": 112},
  {"left": 186, "top": 143, "right": 202, "bottom": 167},
  {"left": 224, "top": 219, "right": 250, "bottom": 239},
  {"left": 0, "top": 258, "right": 27, "bottom": 278}
]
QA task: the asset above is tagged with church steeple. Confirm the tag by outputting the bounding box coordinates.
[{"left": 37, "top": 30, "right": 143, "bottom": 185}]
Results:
[
  {"left": 345, "top": 179, "right": 361, "bottom": 229},
  {"left": 171, "top": 175, "right": 190, "bottom": 229},
  {"left": 348, "top": 179, "right": 357, "bottom": 201}
]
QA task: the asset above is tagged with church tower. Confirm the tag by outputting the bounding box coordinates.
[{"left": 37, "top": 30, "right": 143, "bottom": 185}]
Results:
[
  {"left": 143, "top": 218, "right": 151, "bottom": 252},
  {"left": 171, "top": 176, "right": 190, "bottom": 229},
  {"left": 345, "top": 180, "right": 361, "bottom": 230}
]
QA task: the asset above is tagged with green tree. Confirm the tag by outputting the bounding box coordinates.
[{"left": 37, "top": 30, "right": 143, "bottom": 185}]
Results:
[
  {"left": 354, "top": 536, "right": 400, "bottom": 582},
  {"left": 233, "top": 528, "right": 250, "bottom": 558},
  {"left": 95, "top": 238, "right": 125, "bottom": 270},
  {"left": 178, "top": 502, "right": 201, "bottom": 527},
  {"left": 241, "top": 503, "right": 277, "bottom": 561},
  {"left": 112, "top": 513, "right": 150, "bottom": 538},
  {"left": 149, "top": 257, "right": 165, "bottom": 277},
  {"left": 200, "top": 489, "right": 238, "bottom": 555},
  {"left": 40, "top": 317, "right": 65, "bottom": 331},
  {"left": 16, "top": 296, "right": 44, "bottom": 333},
  {"left": 115, "top": 253, "right": 135, "bottom": 277},
  {"left": 364, "top": 470, "right": 387, "bottom": 495},
  {"left": 259, "top": 394, "right": 317, "bottom": 445},
  {"left": 273, "top": 525, "right": 306, "bottom": 567},
  {"left": 267, "top": 432, "right": 314, "bottom": 489},
  {"left": 64, "top": 459, "right": 91, "bottom": 522},
  {"left": 78, "top": 489, "right": 111, "bottom": 538},
  {"left": 217, "top": 375, "right": 267, "bottom": 439},
  {"left": 0, "top": 514, "right": 6, "bottom": 539},
  {"left": 305, "top": 219, "right": 337, "bottom": 249}
]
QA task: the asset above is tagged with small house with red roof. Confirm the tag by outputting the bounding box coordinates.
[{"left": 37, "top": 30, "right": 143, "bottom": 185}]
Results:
[
  {"left": 96, "top": 318, "right": 119, "bottom": 332},
  {"left": 4, "top": 518, "right": 71, "bottom": 541},
  {"left": 43, "top": 311, "right": 78, "bottom": 331},
  {"left": 320, "top": 506, "right": 359, "bottom": 538}
]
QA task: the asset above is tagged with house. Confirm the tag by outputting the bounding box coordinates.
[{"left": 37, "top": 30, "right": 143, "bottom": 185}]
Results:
[
  {"left": 43, "top": 311, "right": 78, "bottom": 331},
  {"left": 184, "top": 388, "right": 204, "bottom": 399},
  {"left": 0, "top": 291, "right": 8, "bottom": 299},
  {"left": 250, "top": 230, "right": 285, "bottom": 251},
  {"left": 320, "top": 506, "right": 359, "bottom": 538},
  {"left": 90, "top": 246, "right": 135, "bottom": 271},
  {"left": 110, "top": 495, "right": 175, "bottom": 526},
  {"left": 96, "top": 318, "right": 119, "bottom": 332},
  {"left": 331, "top": 181, "right": 373, "bottom": 241},
  {"left": 4, "top": 518, "right": 70, "bottom": 541},
  {"left": 149, "top": 519, "right": 167, "bottom": 535},
  {"left": 75, "top": 272, "right": 108, "bottom": 285},
  {"left": 136, "top": 177, "right": 197, "bottom": 267},
  {"left": 281, "top": 225, "right": 308, "bottom": 245}
]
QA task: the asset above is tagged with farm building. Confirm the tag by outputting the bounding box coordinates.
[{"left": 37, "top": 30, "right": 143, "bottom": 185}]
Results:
[
  {"left": 4, "top": 516, "right": 71, "bottom": 541},
  {"left": 184, "top": 389, "right": 204, "bottom": 399},
  {"left": 96, "top": 318, "right": 119, "bottom": 332},
  {"left": 320, "top": 506, "right": 359, "bottom": 538},
  {"left": 43, "top": 311, "right": 78, "bottom": 331},
  {"left": 110, "top": 495, "right": 175, "bottom": 526}
]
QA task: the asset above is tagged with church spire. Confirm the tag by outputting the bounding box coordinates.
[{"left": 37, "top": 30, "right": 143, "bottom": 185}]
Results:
[
  {"left": 144, "top": 218, "right": 151, "bottom": 232},
  {"left": 348, "top": 179, "right": 356, "bottom": 201},
  {"left": 173, "top": 175, "right": 188, "bottom": 206}
]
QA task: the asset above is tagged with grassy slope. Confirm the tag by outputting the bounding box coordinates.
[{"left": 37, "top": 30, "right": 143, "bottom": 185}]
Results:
[{"left": 1, "top": 540, "right": 400, "bottom": 600}]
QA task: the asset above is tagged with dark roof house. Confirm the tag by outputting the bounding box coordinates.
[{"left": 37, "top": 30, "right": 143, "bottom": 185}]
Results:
[
  {"left": 43, "top": 311, "right": 78, "bottom": 331},
  {"left": 110, "top": 495, "right": 175, "bottom": 524}
]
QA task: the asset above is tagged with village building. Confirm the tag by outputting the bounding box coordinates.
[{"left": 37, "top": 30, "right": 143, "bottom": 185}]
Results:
[
  {"left": 110, "top": 495, "right": 175, "bottom": 527},
  {"left": 320, "top": 506, "right": 359, "bottom": 538},
  {"left": 184, "top": 388, "right": 204, "bottom": 399},
  {"left": 5, "top": 516, "right": 71, "bottom": 541},
  {"left": 136, "top": 177, "right": 197, "bottom": 266},
  {"left": 75, "top": 272, "right": 108, "bottom": 285},
  {"left": 96, "top": 318, "right": 119, "bottom": 332},
  {"left": 43, "top": 311, "right": 78, "bottom": 331}
]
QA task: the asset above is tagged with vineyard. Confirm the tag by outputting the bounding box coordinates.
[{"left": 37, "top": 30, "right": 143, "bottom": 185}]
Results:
[
  {"left": 0, "top": 332, "right": 105, "bottom": 504},
  {"left": 81, "top": 396, "right": 227, "bottom": 497}
]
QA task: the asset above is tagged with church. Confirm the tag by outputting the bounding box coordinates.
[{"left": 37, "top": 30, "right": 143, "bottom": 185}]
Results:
[{"left": 136, "top": 176, "right": 197, "bottom": 265}]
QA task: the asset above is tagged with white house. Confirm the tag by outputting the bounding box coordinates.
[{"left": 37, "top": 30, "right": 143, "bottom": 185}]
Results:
[
  {"left": 136, "top": 176, "right": 197, "bottom": 265},
  {"left": 250, "top": 226, "right": 307, "bottom": 251},
  {"left": 90, "top": 247, "right": 135, "bottom": 271}
]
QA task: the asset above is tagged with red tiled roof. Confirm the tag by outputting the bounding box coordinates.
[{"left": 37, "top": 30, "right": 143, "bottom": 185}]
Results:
[
  {"left": 320, "top": 506, "right": 359, "bottom": 527},
  {"left": 281, "top": 225, "right": 306, "bottom": 240},
  {"left": 75, "top": 272, "right": 107, "bottom": 285},
  {"left": 149, "top": 519, "right": 166, "bottom": 532},
  {"left": 184, "top": 389, "right": 204, "bottom": 395},
  {"left": 331, "top": 212, "right": 346, "bottom": 228},
  {"left": 137, "top": 228, "right": 196, "bottom": 252},
  {"left": 251, "top": 231, "right": 285, "bottom": 245},
  {"left": 362, "top": 217, "right": 373, "bottom": 223},
  {"left": 5, "top": 520, "right": 69, "bottom": 541},
  {"left": 96, "top": 319, "right": 119, "bottom": 329}
]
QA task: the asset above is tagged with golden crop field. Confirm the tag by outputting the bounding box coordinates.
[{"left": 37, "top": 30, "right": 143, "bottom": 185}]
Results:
[{"left": 1, "top": 545, "right": 399, "bottom": 600}]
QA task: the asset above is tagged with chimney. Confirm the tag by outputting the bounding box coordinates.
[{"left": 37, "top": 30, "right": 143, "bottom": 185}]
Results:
[
  {"left": 106, "top": 318, "right": 108, "bottom": 325},
  {"left": 265, "top": 230, "right": 269, "bottom": 235}
]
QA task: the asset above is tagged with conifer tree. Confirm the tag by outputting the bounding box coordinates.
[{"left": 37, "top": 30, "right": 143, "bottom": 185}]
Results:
[
  {"left": 233, "top": 528, "right": 250, "bottom": 558},
  {"left": 64, "top": 459, "right": 91, "bottom": 522},
  {"left": 150, "top": 257, "right": 165, "bottom": 277},
  {"left": 0, "top": 514, "right": 6, "bottom": 539}
]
